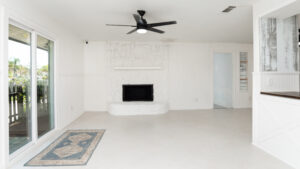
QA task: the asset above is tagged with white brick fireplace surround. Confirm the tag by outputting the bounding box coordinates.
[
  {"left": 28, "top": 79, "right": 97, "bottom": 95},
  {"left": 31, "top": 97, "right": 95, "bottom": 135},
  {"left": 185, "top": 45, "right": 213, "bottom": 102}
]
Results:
[
  {"left": 107, "top": 42, "right": 169, "bottom": 102},
  {"left": 106, "top": 42, "right": 169, "bottom": 115}
]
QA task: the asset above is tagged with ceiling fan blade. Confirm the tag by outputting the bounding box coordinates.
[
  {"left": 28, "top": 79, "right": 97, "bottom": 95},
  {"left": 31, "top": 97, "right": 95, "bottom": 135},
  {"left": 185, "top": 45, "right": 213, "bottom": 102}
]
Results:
[
  {"left": 147, "top": 27, "right": 165, "bottom": 34},
  {"left": 148, "top": 21, "right": 177, "bottom": 27},
  {"left": 133, "top": 14, "right": 143, "bottom": 24},
  {"left": 127, "top": 28, "right": 137, "bottom": 34},
  {"left": 106, "top": 24, "right": 136, "bottom": 27}
]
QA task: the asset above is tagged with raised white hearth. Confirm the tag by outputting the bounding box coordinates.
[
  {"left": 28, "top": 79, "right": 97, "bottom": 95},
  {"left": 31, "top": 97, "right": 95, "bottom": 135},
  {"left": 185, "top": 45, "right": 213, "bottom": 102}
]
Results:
[{"left": 108, "top": 102, "right": 168, "bottom": 116}]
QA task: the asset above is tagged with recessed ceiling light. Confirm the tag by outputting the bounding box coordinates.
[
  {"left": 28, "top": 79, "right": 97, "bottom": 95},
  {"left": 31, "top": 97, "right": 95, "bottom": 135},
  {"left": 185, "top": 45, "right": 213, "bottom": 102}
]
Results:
[{"left": 222, "top": 6, "right": 236, "bottom": 13}]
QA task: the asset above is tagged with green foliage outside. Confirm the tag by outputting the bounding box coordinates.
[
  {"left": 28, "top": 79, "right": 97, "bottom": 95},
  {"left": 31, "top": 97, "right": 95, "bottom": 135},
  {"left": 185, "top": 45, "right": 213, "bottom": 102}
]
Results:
[{"left": 8, "top": 57, "right": 49, "bottom": 123}]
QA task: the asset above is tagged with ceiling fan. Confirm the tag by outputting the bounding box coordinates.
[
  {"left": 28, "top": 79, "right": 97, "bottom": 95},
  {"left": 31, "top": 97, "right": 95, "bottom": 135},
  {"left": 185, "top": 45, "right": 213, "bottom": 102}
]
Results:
[{"left": 106, "top": 10, "right": 177, "bottom": 34}]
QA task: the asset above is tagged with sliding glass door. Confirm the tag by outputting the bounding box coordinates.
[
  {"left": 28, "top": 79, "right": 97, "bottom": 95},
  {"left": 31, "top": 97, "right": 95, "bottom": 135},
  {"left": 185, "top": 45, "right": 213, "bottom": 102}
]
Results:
[
  {"left": 8, "top": 23, "right": 55, "bottom": 154},
  {"left": 36, "top": 35, "right": 54, "bottom": 137},
  {"left": 8, "top": 24, "right": 32, "bottom": 154}
]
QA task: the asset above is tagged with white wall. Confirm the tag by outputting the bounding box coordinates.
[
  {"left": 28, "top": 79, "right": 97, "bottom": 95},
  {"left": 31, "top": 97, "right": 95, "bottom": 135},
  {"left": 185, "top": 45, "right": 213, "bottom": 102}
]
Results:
[
  {"left": 261, "top": 72, "right": 299, "bottom": 92},
  {"left": 0, "top": 4, "right": 8, "bottom": 169},
  {"left": 214, "top": 53, "right": 233, "bottom": 108},
  {"left": 84, "top": 41, "right": 253, "bottom": 111},
  {"left": 83, "top": 42, "right": 108, "bottom": 111},
  {"left": 168, "top": 43, "right": 213, "bottom": 110},
  {"left": 253, "top": 0, "right": 300, "bottom": 168},
  {"left": 1, "top": 0, "right": 85, "bottom": 130},
  {"left": 0, "top": 1, "right": 85, "bottom": 168}
]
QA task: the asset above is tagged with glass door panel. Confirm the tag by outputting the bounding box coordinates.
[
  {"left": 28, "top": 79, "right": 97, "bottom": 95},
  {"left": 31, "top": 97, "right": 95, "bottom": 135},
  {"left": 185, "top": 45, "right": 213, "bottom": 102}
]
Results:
[
  {"left": 36, "top": 35, "right": 54, "bottom": 137},
  {"left": 8, "top": 24, "right": 32, "bottom": 154}
]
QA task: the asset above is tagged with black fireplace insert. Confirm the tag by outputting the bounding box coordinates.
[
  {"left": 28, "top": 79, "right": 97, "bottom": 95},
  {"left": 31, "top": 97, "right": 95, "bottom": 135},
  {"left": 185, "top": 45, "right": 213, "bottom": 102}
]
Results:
[{"left": 123, "top": 84, "right": 153, "bottom": 101}]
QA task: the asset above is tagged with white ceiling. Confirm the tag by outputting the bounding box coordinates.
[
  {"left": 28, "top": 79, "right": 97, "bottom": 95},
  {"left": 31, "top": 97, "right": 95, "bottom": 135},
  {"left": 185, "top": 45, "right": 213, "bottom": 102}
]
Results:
[{"left": 12, "top": 0, "right": 257, "bottom": 43}]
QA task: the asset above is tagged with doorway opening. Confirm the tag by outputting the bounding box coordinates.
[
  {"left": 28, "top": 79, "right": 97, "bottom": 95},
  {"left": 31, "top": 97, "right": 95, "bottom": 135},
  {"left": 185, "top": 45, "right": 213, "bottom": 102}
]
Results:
[{"left": 213, "top": 53, "right": 233, "bottom": 109}]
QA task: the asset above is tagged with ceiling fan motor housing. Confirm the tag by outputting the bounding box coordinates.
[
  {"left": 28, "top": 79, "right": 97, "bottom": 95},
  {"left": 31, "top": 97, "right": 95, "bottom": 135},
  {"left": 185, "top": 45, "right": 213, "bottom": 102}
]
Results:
[{"left": 137, "top": 10, "right": 146, "bottom": 17}]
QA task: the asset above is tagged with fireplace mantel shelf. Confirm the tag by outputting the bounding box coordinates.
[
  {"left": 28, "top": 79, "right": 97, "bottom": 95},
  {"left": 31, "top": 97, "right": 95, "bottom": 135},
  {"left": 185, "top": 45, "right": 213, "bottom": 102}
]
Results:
[{"left": 113, "top": 66, "right": 162, "bottom": 70}]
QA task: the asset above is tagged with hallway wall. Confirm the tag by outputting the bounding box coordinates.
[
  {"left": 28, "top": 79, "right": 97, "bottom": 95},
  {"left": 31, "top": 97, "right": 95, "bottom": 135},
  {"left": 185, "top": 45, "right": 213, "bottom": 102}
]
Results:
[{"left": 252, "top": 0, "right": 300, "bottom": 168}]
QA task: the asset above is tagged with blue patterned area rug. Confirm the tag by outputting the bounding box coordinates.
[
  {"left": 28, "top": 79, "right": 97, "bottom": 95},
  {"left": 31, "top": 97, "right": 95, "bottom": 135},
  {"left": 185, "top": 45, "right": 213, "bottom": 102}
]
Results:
[{"left": 25, "top": 129, "right": 105, "bottom": 166}]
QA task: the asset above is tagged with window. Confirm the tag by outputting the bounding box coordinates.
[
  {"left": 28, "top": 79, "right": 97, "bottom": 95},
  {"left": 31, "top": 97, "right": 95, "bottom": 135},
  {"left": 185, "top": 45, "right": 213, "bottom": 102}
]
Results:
[{"left": 260, "top": 15, "right": 300, "bottom": 99}]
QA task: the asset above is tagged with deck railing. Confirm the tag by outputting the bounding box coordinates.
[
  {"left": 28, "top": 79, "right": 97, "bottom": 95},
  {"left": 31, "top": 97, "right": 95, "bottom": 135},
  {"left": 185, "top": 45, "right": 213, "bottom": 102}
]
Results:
[
  {"left": 8, "top": 88, "right": 29, "bottom": 125},
  {"left": 9, "top": 82, "right": 49, "bottom": 125}
]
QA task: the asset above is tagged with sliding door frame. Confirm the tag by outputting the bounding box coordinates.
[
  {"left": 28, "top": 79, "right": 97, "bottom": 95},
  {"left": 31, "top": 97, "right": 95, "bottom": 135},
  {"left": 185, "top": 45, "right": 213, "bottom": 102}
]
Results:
[{"left": 8, "top": 17, "right": 57, "bottom": 161}]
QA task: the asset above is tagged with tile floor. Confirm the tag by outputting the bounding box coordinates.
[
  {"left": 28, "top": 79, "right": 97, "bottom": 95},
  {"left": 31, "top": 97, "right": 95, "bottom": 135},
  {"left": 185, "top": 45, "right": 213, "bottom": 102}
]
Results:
[{"left": 11, "top": 109, "right": 293, "bottom": 169}]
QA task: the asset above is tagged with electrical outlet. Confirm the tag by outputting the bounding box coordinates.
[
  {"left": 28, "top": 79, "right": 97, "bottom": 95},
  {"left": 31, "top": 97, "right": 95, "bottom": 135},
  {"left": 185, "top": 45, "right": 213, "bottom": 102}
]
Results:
[{"left": 70, "top": 106, "right": 74, "bottom": 111}]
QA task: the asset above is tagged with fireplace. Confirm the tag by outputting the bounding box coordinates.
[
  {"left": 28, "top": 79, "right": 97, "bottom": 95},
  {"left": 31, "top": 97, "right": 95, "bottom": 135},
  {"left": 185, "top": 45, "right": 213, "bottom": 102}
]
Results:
[{"left": 123, "top": 84, "right": 153, "bottom": 102}]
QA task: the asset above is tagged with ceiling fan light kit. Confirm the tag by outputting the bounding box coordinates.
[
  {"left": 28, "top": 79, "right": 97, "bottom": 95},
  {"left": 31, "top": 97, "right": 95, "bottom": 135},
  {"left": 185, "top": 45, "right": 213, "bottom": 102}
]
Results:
[
  {"left": 106, "top": 10, "right": 177, "bottom": 34},
  {"left": 137, "top": 29, "right": 147, "bottom": 34}
]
